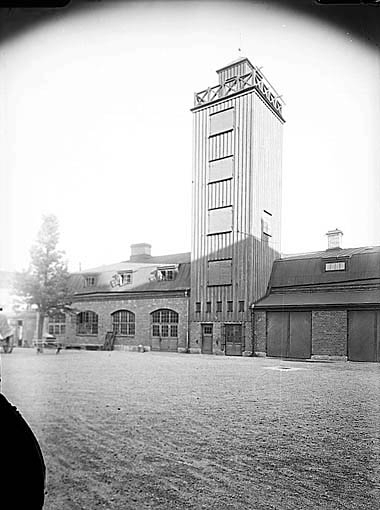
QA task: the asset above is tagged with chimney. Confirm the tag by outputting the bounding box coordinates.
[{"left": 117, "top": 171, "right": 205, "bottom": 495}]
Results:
[
  {"left": 326, "top": 229, "right": 343, "bottom": 250},
  {"left": 130, "top": 243, "right": 152, "bottom": 262}
]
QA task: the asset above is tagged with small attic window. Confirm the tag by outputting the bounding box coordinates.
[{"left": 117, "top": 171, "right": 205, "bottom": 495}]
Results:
[
  {"left": 120, "top": 272, "right": 133, "bottom": 285},
  {"left": 84, "top": 276, "right": 96, "bottom": 287},
  {"left": 159, "top": 269, "right": 175, "bottom": 281},
  {"left": 325, "top": 261, "right": 346, "bottom": 272},
  {"left": 110, "top": 271, "right": 133, "bottom": 287},
  {"left": 156, "top": 265, "right": 178, "bottom": 281}
]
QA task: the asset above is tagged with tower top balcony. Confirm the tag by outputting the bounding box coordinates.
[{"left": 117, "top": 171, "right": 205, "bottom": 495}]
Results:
[{"left": 192, "top": 57, "right": 284, "bottom": 120}]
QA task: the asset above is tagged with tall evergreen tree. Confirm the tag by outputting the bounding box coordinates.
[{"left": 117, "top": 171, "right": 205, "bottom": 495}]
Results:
[{"left": 14, "top": 214, "right": 70, "bottom": 339}]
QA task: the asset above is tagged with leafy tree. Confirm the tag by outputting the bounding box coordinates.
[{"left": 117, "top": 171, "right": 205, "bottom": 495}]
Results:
[{"left": 14, "top": 214, "right": 70, "bottom": 339}]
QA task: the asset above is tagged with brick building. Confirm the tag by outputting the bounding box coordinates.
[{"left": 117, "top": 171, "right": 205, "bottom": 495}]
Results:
[
  {"left": 59, "top": 244, "right": 190, "bottom": 352},
  {"left": 252, "top": 230, "right": 380, "bottom": 362}
]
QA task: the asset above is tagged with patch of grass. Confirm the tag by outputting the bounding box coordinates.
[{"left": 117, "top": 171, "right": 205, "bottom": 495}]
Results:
[{"left": 2, "top": 350, "right": 380, "bottom": 509}]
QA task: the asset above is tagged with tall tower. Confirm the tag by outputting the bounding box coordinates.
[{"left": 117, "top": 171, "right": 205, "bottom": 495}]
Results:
[{"left": 190, "top": 57, "right": 285, "bottom": 356}]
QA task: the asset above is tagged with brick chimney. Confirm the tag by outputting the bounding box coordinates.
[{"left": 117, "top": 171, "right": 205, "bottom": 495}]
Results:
[
  {"left": 130, "top": 243, "right": 152, "bottom": 262},
  {"left": 326, "top": 229, "right": 343, "bottom": 250}
]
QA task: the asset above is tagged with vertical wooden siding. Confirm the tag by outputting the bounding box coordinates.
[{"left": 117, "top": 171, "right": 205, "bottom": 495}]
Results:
[{"left": 191, "top": 89, "right": 283, "bottom": 323}]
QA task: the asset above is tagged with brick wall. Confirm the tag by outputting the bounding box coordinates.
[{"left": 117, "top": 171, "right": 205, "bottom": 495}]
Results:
[
  {"left": 243, "top": 321, "right": 253, "bottom": 356},
  {"left": 66, "top": 295, "right": 189, "bottom": 352},
  {"left": 312, "top": 310, "right": 347, "bottom": 357},
  {"left": 189, "top": 322, "right": 202, "bottom": 353},
  {"left": 253, "top": 310, "right": 266, "bottom": 356},
  {"left": 189, "top": 319, "right": 252, "bottom": 355}
]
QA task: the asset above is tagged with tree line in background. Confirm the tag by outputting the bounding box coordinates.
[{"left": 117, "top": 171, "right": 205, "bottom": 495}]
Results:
[{"left": 14, "top": 214, "right": 71, "bottom": 339}]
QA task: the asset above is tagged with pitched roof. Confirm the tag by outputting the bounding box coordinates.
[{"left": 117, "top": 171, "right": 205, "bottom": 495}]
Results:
[
  {"left": 281, "top": 246, "right": 380, "bottom": 260},
  {"left": 254, "top": 289, "right": 380, "bottom": 309},
  {"left": 271, "top": 246, "right": 380, "bottom": 288},
  {"left": 83, "top": 252, "right": 191, "bottom": 273},
  {"left": 254, "top": 245, "right": 380, "bottom": 309},
  {"left": 70, "top": 262, "right": 190, "bottom": 297}
]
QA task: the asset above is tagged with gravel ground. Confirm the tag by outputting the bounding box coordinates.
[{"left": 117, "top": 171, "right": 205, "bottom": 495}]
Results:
[{"left": 1, "top": 349, "right": 380, "bottom": 510}]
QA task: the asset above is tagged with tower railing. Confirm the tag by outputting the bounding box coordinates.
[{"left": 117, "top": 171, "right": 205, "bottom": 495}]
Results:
[{"left": 194, "top": 71, "right": 284, "bottom": 117}]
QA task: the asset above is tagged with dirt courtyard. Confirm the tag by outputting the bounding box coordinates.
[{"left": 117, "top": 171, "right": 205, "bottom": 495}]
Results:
[{"left": 1, "top": 349, "right": 380, "bottom": 509}]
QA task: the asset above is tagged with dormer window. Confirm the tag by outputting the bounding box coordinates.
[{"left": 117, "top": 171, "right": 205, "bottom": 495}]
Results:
[
  {"left": 160, "top": 269, "right": 175, "bottom": 281},
  {"left": 110, "top": 271, "right": 133, "bottom": 287},
  {"left": 325, "top": 261, "right": 346, "bottom": 272},
  {"left": 120, "top": 272, "right": 133, "bottom": 285},
  {"left": 84, "top": 276, "right": 96, "bottom": 287},
  {"left": 157, "top": 265, "right": 178, "bottom": 281}
]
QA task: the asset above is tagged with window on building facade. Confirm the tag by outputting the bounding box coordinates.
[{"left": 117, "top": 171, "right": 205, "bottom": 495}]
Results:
[
  {"left": 159, "top": 269, "right": 174, "bottom": 280},
  {"left": 48, "top": 312, "right": 66, "bottom": 335},
  {"left": 154, "top": 265, "right": 178, "bottom": 281},
  {"left": 208, "top": 259, "right": 232, "bottom": 286},
  {"left": 227, "top": 301, "right": 233, "bottom": 312},
  {"left": 216, "top": 301, "right": 222, "bottom": 312},
  {"left": 206, "top": 301, "right": 211, "bottom": 313},
  {"left": 208, "top": 156, "right": 234, "bottom": 183},
  {"left": 122, "top": 272, "right": 132, "bottom": 284},
  {"left": 151, "top": 309, "right": 179, "bottom": 338},
  {"left": 112, "top": 310, "right": 135, "bottom": 336},
  {"left": 325, "top": 261, "right": 346, "bottom": 272},
  {"left": 110, "top": 271, "right": 133, "bottom": 287},
  {"left": 209, "top": 108, "right": 234, "bottom": 136},
  {"left": 84, "top": 276, "right": 96, "bottom": 287},
  {"left": 195, "top": 302, "right": 201, "bottom": 313},
  {"left": 208, "top": 207, "right": 233, "bottom": 235},
  {"left": 239, "top": 300, "right": 245, "bottom": 312},
  {"left": 262, "top": 210, "right": 272, "bottom": 239},
  {"left": 76, "top": 311, "right": 98, "bottom": 335}
]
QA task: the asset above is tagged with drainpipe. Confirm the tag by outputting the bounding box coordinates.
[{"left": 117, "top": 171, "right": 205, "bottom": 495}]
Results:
[
  {"left": 251, "top": 304, "right": 255, "bottom": 357},
  {"left": 185, "top": 289, "right": 190, "bottom": 352}
]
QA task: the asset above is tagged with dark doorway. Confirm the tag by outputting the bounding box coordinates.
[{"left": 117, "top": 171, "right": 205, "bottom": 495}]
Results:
[
  {"left": 348, "top": 310, "right": 380, "bottom": 362},
  {"left": 224, "top": 324, "right": 243, "bottom": 356},
  {"left": 201, "top": 324, "right": 213, "bottom": 354}
]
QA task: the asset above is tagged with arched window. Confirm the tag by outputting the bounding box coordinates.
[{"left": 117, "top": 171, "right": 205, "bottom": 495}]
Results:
[
  {"left": 112, "top": 310, "right": 135, "bottom": 336},
  {"left": 76, "top": 311, "right": 98, "bottom": 335},
  {"left": 151, "top": 309, "right": 178, "bottom": 338},
  {"left": 48, "top": 312, "right": 66, "bottom": 335}
]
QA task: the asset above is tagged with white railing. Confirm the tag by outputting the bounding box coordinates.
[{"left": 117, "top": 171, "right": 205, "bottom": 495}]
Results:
[{"left": 194, "top": 71, "right": 283, "bottom": 116}]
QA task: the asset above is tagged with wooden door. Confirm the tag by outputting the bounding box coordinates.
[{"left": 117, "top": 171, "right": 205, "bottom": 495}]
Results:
[
  {"left": 202, "top": 324, "right": 213, "bottom": 354},
  {"left": 225, "top": 324, "right": 242, "bottom": 356},
  {"left": 289, "top": 311, "right": 311, "bottom": 359},
  {"left": 167, "top": 337, "right": 178, "bottom": 352},
  {"left": 267, "top": 312, "right": 288, "bottom": 358},
  {"left": 160, "top": 337, "right": 170, "bottom": 351},
  {"left": 348, "top": 311, "right": 379, "bottom": 362}
]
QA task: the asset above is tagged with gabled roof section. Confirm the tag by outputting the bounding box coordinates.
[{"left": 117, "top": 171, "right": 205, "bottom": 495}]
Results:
[
  {"left": 270, "top": 246, "right": 380, "bottom": 289},
  {"left": 129, "top": 252, "right": 190, "bottom": 264},
  {"left": 254, "top": 245, "right": 380, "bottom": 309},
  {"left": 281, "top": 246, "right": 380, "bottom": 260},
  {"left": 69, "top": 260, "right": 190, "bottom": 297}
]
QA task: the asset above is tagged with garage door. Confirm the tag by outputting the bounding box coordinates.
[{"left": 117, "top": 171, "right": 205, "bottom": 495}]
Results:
[
  {"left": 267, "top": 312, "right": 288, "bottom": 358},
  {"left": 348, "top": 310, "right": 380, "bottom": 362},
  {"left": 267, "top": 311, "right": 311, "bottom": 359},
  {"left": 289, "top": 312, "right": 312, "bottom": 359},
  {"left": 151, "top": 337, "right": 178, "bottom": 352}
]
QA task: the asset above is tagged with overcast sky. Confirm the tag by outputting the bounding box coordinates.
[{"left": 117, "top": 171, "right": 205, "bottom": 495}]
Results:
[{"left": 1, "top": 1, "right": 379, "bottom": 272}]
